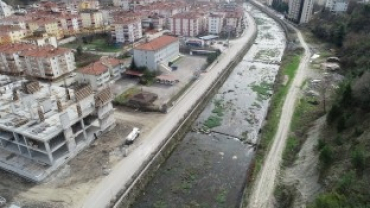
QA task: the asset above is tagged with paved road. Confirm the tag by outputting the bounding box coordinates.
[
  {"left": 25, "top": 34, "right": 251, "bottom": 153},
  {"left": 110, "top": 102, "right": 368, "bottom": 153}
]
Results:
[
  {"left": 79, "top": 8, "right": 257, "bottom": 208},
  {"left": 247, "top": 3, "right": 311, "bottom": 208}
]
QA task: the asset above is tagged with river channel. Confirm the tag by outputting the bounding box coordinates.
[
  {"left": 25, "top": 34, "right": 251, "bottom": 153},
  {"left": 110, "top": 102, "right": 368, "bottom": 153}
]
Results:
[{"left": 131, "top": 5, "right": 286, "bottom": 208}]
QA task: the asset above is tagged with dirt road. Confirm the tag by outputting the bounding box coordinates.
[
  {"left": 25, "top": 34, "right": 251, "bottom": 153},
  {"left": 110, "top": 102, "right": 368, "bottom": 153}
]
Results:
[
  {"left": 80, "top": 9, "right": 257, "bottom": 208},
  {"left": 247, "top": 8, "right": 311, "bottom": 208}
]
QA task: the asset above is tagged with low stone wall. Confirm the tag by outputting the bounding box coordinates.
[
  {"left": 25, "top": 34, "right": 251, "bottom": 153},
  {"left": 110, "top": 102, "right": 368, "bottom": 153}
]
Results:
[{"left": 110, "top": 16, "right": 258, "bottom": 208}]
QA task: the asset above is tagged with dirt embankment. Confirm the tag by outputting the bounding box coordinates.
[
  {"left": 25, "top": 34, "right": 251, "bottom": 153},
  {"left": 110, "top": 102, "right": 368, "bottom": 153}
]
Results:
[{"left": 276, "top": 117, "right": 324, "bottom": 208}]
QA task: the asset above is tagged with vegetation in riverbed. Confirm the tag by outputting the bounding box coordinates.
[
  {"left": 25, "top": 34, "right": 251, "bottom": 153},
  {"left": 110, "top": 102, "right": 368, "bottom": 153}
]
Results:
[
  {"left": 203, "top": 99, "right": 225, "bottom": 129},
  {"left": 255, "top": 18, "right": 266, "bottom": 25},
  {"left": 254, "top": 49, "right": 280, "bottom": 60},
  {"left": 251, "top": 48, "right": 302, "bottom": 182},
  {"left": 215, "top": 188, "right": 228, "bottom": 204},
  {"left": 250, "top": 81, "right": 273, "bottom": 100},
  {"left": 204, "top": 115, "right": 222, "bottom": 129}
]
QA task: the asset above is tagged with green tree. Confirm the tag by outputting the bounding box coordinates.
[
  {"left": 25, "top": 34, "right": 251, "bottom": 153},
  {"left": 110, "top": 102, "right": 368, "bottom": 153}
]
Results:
[
  {"left": 319, "top": 145, "right": 333, "bottom": 167},
  {"left": 130, "top": 59, "right": 137, "bottom": 70},
  {"left": 207, "top": 53, "right": 218, "bottom": 64},
  {"left": 351, "top": 148, "right": 365, "bottom": 171},
  {"left": 333, "top": 24, "right": 346, "bottom": 47},
  {"left": 76, "top": 45, "right": 83, "bottom": 56}
]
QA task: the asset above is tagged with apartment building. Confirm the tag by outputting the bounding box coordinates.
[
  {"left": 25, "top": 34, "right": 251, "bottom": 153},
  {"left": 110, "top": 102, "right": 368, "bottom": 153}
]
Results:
[
  {"left": 26, "top": 18, "right": 63, "bottom": 39},
  {"left": 57, "top": 13, "right": 80, "bottom": 35},
  {"left": 0, "top": 43, "right": 37, "bottom": 75},
  {"left": 77, "top": 57, "right": 124, "bottom": 89},
  {"left": 79, "top": 0, "right": 100, "bottom": 10},
  {"left": 288, "top": 0, "right": 313, "bottom": 24},
  {"left": 134, "top": 35, "right": 179, "bottom": 71},
  {"left": 20, "top": 46, "right": 76, "bottom": 80},
  {"left": 80, "top": 10, "right": 104, "bottom": 29},
  {"left": 141, "top": 15, "right": 166, "bottom": 30},
  {"left": 0, "top": 15, "right": 29, "bottom": 30},
  {"left": 208, "top": 13, "right": 224, "bottom": 35},
  {"left": 100, "top": 57, "right": 125, "bottom": 80},
  {"left": 0, "top": 25, "right": 29, "bottom": 44},
  {"left": 0, "top": 0, "right": 13, "bottom": 18},
  {"left": 111, "top": 17, "right": 142, "bottom": 43},
  {"left": 223, "top": 11, "right": 243, "bottom": 35},
  {"left": 113, "top": 0, "right": 130, "bottom": 10},
  {"left": 77, "top": 62, "right": 111, "bottom": 90},
  {"left": 0, "top": 80, "right": 115, "bottom": 181},
  {"left": 325, "top": 0, "right": 349, "bottom": 12},
  {"left": 169, "top": 12, "right": 207, "bottom": 37}
]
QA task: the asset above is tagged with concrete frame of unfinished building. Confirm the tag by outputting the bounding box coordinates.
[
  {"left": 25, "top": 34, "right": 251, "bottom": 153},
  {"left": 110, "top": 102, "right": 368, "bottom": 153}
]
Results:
[{"left": 0, "top": 80, "right": 115, "bottom": 182}]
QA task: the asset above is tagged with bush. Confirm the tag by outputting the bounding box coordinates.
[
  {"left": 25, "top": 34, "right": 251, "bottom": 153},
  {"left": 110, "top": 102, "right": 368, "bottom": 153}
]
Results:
[
  {"left": 313, "top": 193, "right": 344, "bottom": 208},
  {"left": 336, "top": 116, "right": 346, "bottom": 132},
  {"left": 337, "top": 171, "right": 355, "bottom": 194},
  {"left": 327, "top": 104, "right": 341, "bottom": 124},
  {"left": 334, "top": 135, "right": 343, "bottom": 145},
  {"left": 351, "top": 148, "right": 365, "bottom": 171},
  {"left": 317, "top": 138, "right": 326, "bottom": 151},
  {"left": 319, "top": 145, "right": 333, "bottom": 167}
]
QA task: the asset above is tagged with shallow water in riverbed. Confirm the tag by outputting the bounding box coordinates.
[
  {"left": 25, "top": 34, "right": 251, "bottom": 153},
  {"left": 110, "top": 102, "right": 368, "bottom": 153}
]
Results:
[{"left": 131, "top": 5, "right": 286, "bottom": 208}]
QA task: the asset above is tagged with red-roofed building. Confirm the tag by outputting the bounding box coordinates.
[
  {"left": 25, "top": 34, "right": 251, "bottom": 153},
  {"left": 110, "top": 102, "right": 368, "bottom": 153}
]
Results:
[
  {"left": 134, "top": 35, "right": 179, "bottom": 71},
  {"left": 19, "top": 46, "right": 76, "bottom": 80},
  {"left": 77, "top": 61, "right": 111, "bottom": 90},
  {"left": 0, "top": 43, "right": 37, "bottom": 75},
  {"left": 77, "top": 56, "right": 124, "bottom": 89}
]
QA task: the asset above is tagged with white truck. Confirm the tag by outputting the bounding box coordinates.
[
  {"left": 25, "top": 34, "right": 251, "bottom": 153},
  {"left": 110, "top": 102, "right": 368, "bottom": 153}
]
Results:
[{"left": 125, "top": 127, "right": 140, "bottom": 145}]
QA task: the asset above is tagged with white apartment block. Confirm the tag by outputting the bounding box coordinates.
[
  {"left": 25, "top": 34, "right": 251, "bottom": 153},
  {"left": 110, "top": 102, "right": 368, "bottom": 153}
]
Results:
[
  {"left": 112, "top": 17, "right": 142, "bottom": 43},
  {"left": 0, "top": 0, "right": 13, "bottom": 18},
  {"left": 169, "top": 12, "right": 207, "bottom": 37},
  {"left": 288, "top": 0, "right": 313, "bottom": 24},
  {"left": 134, "top": 35, "right": 179, "bottom": 71},
  {"left": 113, "top": 0, "right": 130, "bottom": 11},
  {"left": 80, "top": 10, "right": 103, "bottom": 29},
  {"left": 208, "top": 13, "right": 224, "bottom": 35},
  {"left": 20, "top": 46, "right": 76, "bottom": 80},
  {"left": 325, "top": 0, "right": 349, "bottom": 12},
  {"left": 0, "top": 80, "right": 115, "bottom": 181},
  {"left": 0, "top": 43, "right": 37, "bottom": 75}
]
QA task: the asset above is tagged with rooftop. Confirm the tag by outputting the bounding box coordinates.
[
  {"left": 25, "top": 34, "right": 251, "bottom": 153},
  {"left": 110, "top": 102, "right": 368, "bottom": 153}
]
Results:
[
  {"left": 78, "top": 57, "right": 121, "bottom": 75},
  {"left": 19, "top": 46, "right": 72, "bottom": 58},
  {"left": 0, "top": 79, "right": 97, "bottom": 142},
  {"left": 112, "top": 16, "right": 141, "bottom": 25},
  {"left": 171, "top": 12, "right": 204, "bottom": 19},
  {"left": 78, "top": 61, "right": 108, "bottom": 75},
  {"left": 0, "top": 25, "right": 24, "bottom": 32},
  {"left": 134, "top": 35, "right": 178, "bottom": 51},
  {"left": 100, "top": 57, "right": 122, "bottom": 67},
  {"left": 0, "top": 43, "right": 37, "bottom": 54}
]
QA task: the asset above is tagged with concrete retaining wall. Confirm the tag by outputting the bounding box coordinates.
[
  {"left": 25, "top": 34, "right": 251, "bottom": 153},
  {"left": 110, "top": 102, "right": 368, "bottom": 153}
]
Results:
[{"left": 111, "top": 15, "right": 258, "bottom": 208}]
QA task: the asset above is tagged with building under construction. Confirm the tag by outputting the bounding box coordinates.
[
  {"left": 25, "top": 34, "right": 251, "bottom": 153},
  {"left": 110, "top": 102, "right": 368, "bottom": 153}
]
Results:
[{"left": 0, "top": 77, "right": 115, "bottom": 181}]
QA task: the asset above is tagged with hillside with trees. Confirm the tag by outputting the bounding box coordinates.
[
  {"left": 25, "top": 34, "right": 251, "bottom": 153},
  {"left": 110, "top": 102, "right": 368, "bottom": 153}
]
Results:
[{"left": 306, "top": 3, "right": 370, "bottom": 208}]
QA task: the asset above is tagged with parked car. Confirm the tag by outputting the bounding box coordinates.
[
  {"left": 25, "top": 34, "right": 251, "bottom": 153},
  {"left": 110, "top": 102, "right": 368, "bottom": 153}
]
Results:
[{"left": 125, "top": 127, "right": 140, "bottom": 145}]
